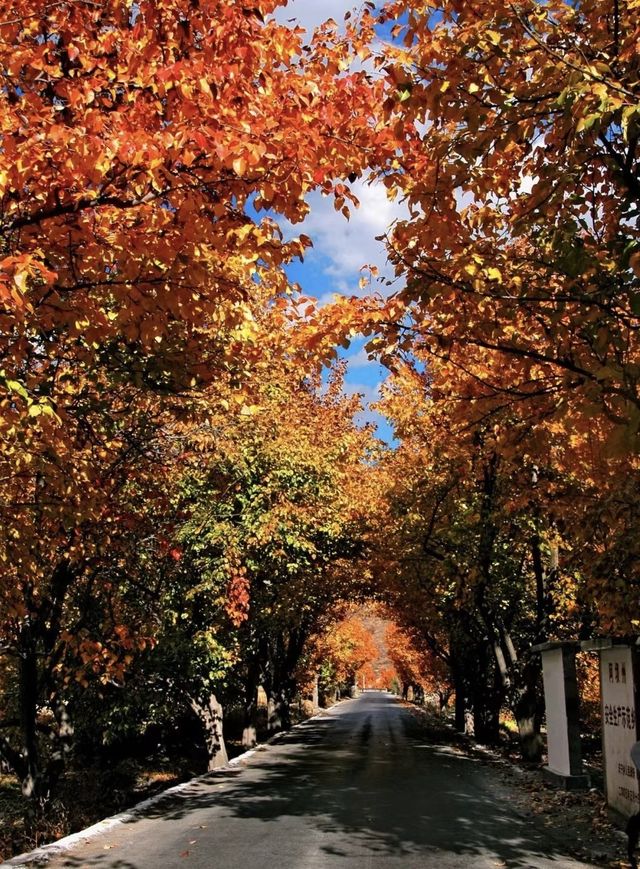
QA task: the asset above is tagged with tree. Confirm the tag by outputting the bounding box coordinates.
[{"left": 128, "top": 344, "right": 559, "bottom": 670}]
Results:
[
  {"left": 311, "top": 0, "right": 640, "bottom": 453},
  {"left": 300, "top": 0, "right": 640, "bottom": 741},
  {"left": 310, "top": 615, "right": 379, "bottom": 698},
  {"left": 0, "top": 0, "right": 380, "bottom": 801},
  {"left": 370, "top": 358, "right": 558, "bottom": 753},
  {"left": 385, "top": 622, "right": 451, "bottom": 707},
  {"left": 157, "top": 362, "right": 377, "bottom": 745},
  {"left": 370, "top": 326, "right": 640, "bottom": 753}
]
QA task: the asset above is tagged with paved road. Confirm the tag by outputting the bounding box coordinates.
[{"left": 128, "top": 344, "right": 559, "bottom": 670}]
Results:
[{"left": 16, "top": 692, "right": 598, "bottom": 869}]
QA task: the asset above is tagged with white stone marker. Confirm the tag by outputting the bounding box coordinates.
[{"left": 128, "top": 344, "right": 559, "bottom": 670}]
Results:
[
  {"left": 533, "top": 641, "right": 589, "bottom": 788},
  {"left": 583, "top": 640, "right": 640, "bottom": 817}
]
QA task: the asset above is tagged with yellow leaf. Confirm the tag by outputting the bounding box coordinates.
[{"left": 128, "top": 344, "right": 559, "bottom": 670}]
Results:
[
  {"left": 233, "top": 156, "right": 247, "bottom": 176},
  {"left": 13, "top": 271, "right": 27, "bottom": 292}
]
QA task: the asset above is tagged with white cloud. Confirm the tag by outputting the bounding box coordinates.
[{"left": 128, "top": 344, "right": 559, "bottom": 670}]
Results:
[
  {"left": 269, "top": 6, "right": 405, "bottom": 307},
  {"left": 345, "top": 346, "right": 374, "bottom": 368},
  {"left": 302, "top": 179, "right": 408, "bottom": 301},
  {"left": 273, "top": 0, "right": 360, "bottom": 34},
  {"left": 307, "top": 181, "right": 403, "bottom": 272},
  {"left": 344, "top": 379, "right": 381, "bottom": 401}
]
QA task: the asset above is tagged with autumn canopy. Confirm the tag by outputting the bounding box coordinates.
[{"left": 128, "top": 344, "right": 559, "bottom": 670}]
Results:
[{"left": 0, "top": 0, "right": 638, "bottom": 852}]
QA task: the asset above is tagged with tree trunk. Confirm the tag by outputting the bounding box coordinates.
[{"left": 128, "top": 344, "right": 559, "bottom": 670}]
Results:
[
  {"left": 189, "top": 694, "right": 228, "bottom": 770},
  {"left": 264, "top": 626, "right": 308, "bottom": 733},
  {"left": 242, "top": 663, "right": 260, "bottom": 749},
  {"left": 267, "top": 694, "right": 280, "bottom": 732},
  {"left": 312, "top": 673, "right": 319, "bottom": 712},
  {"left": 19, "top": 632, "right": 43, "bottom": 800},
  {"left": 438, "top": 689, "right": 452, "bottom": 713},
  {"left": 42, "top": 698, "right": 75, "bottom": 800},
  {"left": 472, "top": 665, "right": 503, "bottom": 745},
  {"left": 515, "top": 704, "right": 542, "bottom": 762},
  {"left": 9, "top": 559, "right": 77, "bottom": 803},
  {"left": 453, "top": 666, "right": 472, "bottom": 733},
  {"left": 242, "top": 702, "right": 258, "bottom": 749},
  {"left": 514, "top": 656, "right": 544, "bottom": 762},
  {"left": 464, "top": 709, "right": 475, "bottom": 736},
  {"left": 267, "top": 688, "right": 292, "bottom": 732},
  {"left": 473, "top": 696, "right": 501, "bottom": 744},
  {"left": 454, "top": 687, "right": 466, "bottom": 732}
]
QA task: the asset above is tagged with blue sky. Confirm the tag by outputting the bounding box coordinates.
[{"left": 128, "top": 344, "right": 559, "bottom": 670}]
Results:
[{"left": 273, "top": 1, "right": 406, "bottom": 444}]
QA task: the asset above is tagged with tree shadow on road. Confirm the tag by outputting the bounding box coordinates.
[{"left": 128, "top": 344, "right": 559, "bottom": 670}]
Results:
[{"left": 55, "top": 696, "right": 593, "bottom": 869}]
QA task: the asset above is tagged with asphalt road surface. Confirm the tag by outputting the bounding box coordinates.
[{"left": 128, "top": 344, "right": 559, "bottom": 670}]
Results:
[{"left": 16, "top": 692, "right": 599, "bottom": 869}]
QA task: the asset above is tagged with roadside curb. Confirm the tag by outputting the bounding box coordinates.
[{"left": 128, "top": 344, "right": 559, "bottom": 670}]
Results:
[{"left": 1, "top": 698, "right": 350, "bottom": 867}]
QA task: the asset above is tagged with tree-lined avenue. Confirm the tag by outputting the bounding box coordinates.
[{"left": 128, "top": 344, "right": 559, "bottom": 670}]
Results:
[
  {"left": 1, "top": 0, "right": 639, "bottom": 857},
  {"left": 18, "top": 693, "right": 598, "bottom": 869}
]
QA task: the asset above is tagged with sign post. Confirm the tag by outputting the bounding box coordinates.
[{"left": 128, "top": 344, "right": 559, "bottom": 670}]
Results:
[
  {"left": 583, "top": 639, "right": 640, "bottom": 818},
  {"left": 533, "top": 641, "right": 590, "bottom": 788}
]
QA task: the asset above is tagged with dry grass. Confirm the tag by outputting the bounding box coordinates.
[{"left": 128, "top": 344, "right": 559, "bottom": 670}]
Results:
[{"left": 0, "top": 761, "right": 196, "bottom": 862}]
